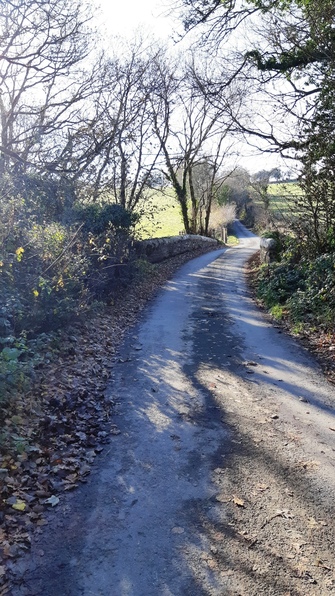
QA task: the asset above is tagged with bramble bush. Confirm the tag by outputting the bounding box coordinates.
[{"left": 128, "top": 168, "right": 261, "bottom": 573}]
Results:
[
  {"left": 74, "top": 202, "right": 140, "bottom": 299},
  {"left": 257, "top": 261, "right": 306, "bottom": 308}
]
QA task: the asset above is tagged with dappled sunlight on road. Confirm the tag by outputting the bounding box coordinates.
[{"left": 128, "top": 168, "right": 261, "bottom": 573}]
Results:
[
  {"left": 110, "top": 226, "right": 335, "bottom": 594},
  {"left": 102, "top": 224, "right": 335, "bottom": 595},
  {"left": 141, "top": 399, "right": 172, "bottom": 431},
  {"left": 107, "top": 332, "right": 335, "bottom": 594}
]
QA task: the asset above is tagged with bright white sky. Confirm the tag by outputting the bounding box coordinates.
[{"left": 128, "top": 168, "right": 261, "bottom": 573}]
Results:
[
  {"left": 93, "top": 0, "right": 178, "bottom": 40},
  {"left": 91, "top": 0, "right": 291, "bottom": 175}
]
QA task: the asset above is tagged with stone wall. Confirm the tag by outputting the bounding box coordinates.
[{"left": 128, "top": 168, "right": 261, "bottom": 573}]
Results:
[{"left": 133, "top": 235, "right": 218, "bottom": 264}]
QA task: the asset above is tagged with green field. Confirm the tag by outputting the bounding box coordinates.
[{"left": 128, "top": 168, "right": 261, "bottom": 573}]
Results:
[
  {"left": 135, "top": 182, "right": 302, "bottom": 240},
  {"left": 268, "top": 182, "right": 301, "bottom": 196},
  {"left": 135, "top": 189, "right": 184, "bottom": 239},
  {"left": 258, "top": 182, "right": 302, "bottom": 222}
]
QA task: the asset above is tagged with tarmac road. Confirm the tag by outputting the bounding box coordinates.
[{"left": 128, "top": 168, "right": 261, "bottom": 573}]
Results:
[{"left": 12, "top": 221, "right": 335, "bottom": 596}]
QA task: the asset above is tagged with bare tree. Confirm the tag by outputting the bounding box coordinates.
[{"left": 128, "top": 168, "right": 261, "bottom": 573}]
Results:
[
  {"left": 190, "top": 143, "right": 234, "bottom": 235},
  {"left": 58, "top": 39, "right": 165, "bottom": 213},
  {"left": 0, "top": 0, "right": 95, "bottom": 175},
  {"left": 104, "top": 42, "right": 163, "bottom": 211},
  {"left": 150, "top": 52, "right": 235, "bottom": 234}
]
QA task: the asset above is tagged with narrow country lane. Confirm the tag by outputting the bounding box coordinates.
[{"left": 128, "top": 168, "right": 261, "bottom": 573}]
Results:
[{"left": 12, "top": 222, "right": 335, "bottom": 596}]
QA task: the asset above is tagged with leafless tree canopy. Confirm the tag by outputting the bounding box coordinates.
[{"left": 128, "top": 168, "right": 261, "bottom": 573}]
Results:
[{"left": 0, "top": 0, "right": 240, "bottom": 233}]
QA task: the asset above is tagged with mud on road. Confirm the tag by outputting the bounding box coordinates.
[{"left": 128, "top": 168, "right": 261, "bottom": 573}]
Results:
[{"left": 11, "top": 222, "right": 335, "bottom": 595}]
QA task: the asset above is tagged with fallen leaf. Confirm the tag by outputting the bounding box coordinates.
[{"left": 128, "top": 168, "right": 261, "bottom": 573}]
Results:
[
  {"left": 6, "top": 497, "right": 27, "bottom": 511},
  {"left": 233, "top": 495, "right": 245, "bottom": 507},
  {"left": 36, "top": 519, "right": 48, "bottom": 526},
  {"left": 64, "top": 483, "right": 78, "bottom": 490},
  {"left": 110, "top": 427, "right": 121, "bottom": 436},
  {"left": 65, "top": 474, "right": 78, "bottom": 483},
  {"left": 276, "top": 509, "right": 293, "bottom": 519},
  {"left": 307, "top": 517, "right": 327, "bottom": 528},
  {"left": 220, "top": 570, "right": 234, "bottom": 577},
  {"left": 216, "top": 493, "right": 229, "bottom": 503},
  {"left": 256, "top": 483, "right": 269, "bottom": 492},
  {"left": 44, "top": 495, "right": 59, "bottom": 507},
  {"left": 79, "top": 464, "right": 90, "bottom": 476},
  {"left": 11, "top": 500, "right": 26, "bottom": 512},
  {"left": 298, "top": 460, "right": 319, "bottom": 471}
]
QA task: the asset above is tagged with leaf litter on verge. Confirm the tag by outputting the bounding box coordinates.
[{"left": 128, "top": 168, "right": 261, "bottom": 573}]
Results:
[{"left": 0, "top": 246, "right": 218, "bottom": 590}]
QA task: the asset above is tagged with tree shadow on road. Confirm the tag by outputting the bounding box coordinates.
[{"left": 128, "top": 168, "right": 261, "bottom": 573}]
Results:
[{"left": 12, "top": 244, "right": 335, "bottom": 596}]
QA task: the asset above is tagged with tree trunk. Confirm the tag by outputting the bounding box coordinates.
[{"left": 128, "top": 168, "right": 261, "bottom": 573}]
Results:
[
  {"left": 188, "top": 168, "right": 198, "bottom": 234},
  {"left": 177, "top": 187, "right": 190, "bottom": 234},
  {"left": 204, "top": 193, "right": 213, "bottom": 236}
]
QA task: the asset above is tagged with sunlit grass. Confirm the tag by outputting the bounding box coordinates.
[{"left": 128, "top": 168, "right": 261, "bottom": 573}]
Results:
[
  {"left": 251, "top": 182, "right": 302, "bottom": 224},
  {"left": 268, "top": 182, "right": 302, "bottom": 196},
  {"left": 135, "top": 183, "right": 302, "bottom": 240},
  {"left": 268, "top": 182, "right": 301, "bottom": 213},
  {"left": 135, "top": 189, "right": 184, "bottom": 239}
]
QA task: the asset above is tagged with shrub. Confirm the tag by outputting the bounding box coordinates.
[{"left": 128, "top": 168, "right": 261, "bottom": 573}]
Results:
[
  {"left": 0, "top": 333, "right": 35, "bottom": 412},
  {"left": 288, "top": 254, "right": 335, "bottom": 327},
  {"left": 0, "top": 221, "right": 90, "bottom": 334},
  {"left": 257, "top": 262, "right": 306, "bottom": 307},
  {"left": 0, "top": 183, "right": 141, "bottom": 411},
  {"left": 261, "top": 230, "right": 285, "bottom": 261},
  {"left": 256, "top": 250, "right": 335, "bottom": 332},
  {"left": 75, "top": 203, "right": 139, "bottom": 234}
]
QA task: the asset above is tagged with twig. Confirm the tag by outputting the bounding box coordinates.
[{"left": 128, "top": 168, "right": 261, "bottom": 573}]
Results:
[{"left": 42, "top": 223, "right": 85, "bottom": 276}]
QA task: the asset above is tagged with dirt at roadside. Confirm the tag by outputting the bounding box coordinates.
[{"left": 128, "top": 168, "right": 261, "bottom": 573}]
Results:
[{"left": 197, "top": 363, "right": 335, "bottom": 595}]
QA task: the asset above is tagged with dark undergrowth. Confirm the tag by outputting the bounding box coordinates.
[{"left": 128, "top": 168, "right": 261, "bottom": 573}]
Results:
[{"left": 247, "top": 238, "right": 335, "bottom": 384}]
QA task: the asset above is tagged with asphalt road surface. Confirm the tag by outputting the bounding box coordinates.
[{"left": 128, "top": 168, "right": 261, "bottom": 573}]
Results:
[{"left": 13, "top": 221, "right": 335, "bottom": 596}]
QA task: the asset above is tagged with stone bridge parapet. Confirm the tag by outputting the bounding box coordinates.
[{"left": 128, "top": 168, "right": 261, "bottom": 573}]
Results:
[{"left": 133, "top": 235, "right": 218, "bottom": 264}]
